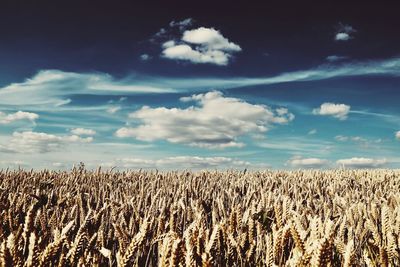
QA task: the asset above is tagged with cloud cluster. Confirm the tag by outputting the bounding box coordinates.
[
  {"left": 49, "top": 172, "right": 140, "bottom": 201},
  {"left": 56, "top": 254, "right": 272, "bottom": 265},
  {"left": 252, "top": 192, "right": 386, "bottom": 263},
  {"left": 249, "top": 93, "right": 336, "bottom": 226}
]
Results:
[
  {"left": 287, "top": 157, "right": 329, "bottom": 168},
  {"left": 336, "top": 157, "right": 387, "bottom": 168},
  {"left": 116, "top": 91, "right": 294, "bottom": 148},
  {"left": 162, "top": 27, "right": 242, "bottom": 65},
  {"left": 0, "top": 111, "right": 39, "bottom": 124},
  {"left": 0, "top": 131, "right": 93, "bottom": 153},
  {"left": 335, "top": 23, "right": 356, "bottom": 41},
  {"left": 396, "top": 131, "right": 400, "bottom": 140},
  {"left": 313, "top": 103, "right": 351, "bottom": 120},
  {"left": 104, "top": 156, "right": 251, "bottom": 170}
]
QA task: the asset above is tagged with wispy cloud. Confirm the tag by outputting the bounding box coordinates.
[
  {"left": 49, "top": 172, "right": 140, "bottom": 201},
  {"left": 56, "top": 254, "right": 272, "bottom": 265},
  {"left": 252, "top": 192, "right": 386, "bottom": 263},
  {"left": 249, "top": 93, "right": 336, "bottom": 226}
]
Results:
[
  {"left": 168, "top": 18, "right": 194, "bottom": 31},
  {"left": 326, "top": 55, "right": 348, "bottom": 62},
  {"left": 0, "top": 70, "right": 175, "bottom": 107},
  {"left": 102, "top": 156, "right": 251, "bottom": 170},
  {"left": 336, "top": 157, "right": 387, "bottom": 168},
  {"left": 139, "top": 54, "right": 152, "bottom": 61},
  {"left": 259, "top": 137, "right": 333, "bottom": 155},
  {"left": 308, "top": 129, "right": 317, "bottom": 135},
  {"left": 287, "top": 157, "right": 329, "bottom": 168},
  {"left": 0, "top": 131, "right": 93, "bottom": 153},
  {"left": 1, "top": 57, "right": 400, "bottom": 110}
]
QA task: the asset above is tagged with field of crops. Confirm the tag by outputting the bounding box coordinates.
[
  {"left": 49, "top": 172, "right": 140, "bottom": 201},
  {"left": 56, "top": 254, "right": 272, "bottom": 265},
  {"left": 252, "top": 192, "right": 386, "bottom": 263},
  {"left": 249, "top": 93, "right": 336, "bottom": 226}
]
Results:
[{"left": 1, "top": 168, "right": 400, "bottom": 266}]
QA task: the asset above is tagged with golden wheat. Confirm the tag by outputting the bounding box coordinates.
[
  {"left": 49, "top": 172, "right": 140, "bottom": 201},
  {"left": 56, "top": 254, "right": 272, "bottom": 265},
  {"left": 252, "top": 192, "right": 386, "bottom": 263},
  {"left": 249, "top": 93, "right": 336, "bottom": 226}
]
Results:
[{"left": 0, "top": 168, "right": 400, "bottom": 266}]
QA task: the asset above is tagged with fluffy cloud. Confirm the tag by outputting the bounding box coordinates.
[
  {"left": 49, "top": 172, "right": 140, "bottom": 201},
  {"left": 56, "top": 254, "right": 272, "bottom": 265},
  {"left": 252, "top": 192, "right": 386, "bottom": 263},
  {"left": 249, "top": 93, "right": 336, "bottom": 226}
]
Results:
[
  {"left": 313, "top": 103, "right": 351, "bottom": 120},
  {"left": 162, "top": 27, "right": 241, "bottom": 65},
  {"left": 116, "top": 91, "right": 294, "bottom": 148},
  {"left": 104, "top": 156, "right": 251, "bottom": 170},
  {"left": 336, "top": 157, "right": 387, "bottom": 168},
  {"left": 0, "top": 111, "right": 39, "bottom": 124},
  {"left": 0, "top": 131, "right": 93, "bottom": 153},
  {"left": 287, "top": 157, "right": 329, "bottom": 168},
  {"left": 335, "top": 23, "right": 356, "bottom": 41},
  {"left": 335, "top": 33, "right": 351, "bottom": 41},
  {"left": 70, "top": 128, "right": 96, "bottom": 136},
  {"left": 396, "top": 131, "right": 400, "bottom": 140}
]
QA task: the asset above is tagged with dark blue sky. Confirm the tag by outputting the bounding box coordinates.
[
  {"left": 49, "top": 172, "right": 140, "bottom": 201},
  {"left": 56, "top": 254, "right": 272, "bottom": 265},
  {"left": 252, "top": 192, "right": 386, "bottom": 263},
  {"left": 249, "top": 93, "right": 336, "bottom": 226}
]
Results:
[
  {"left": 0, "top": 0, "right": 399, "bottom": 169},
  {"left": 1, "top": 0, "right": 399, "bottom": 80}
]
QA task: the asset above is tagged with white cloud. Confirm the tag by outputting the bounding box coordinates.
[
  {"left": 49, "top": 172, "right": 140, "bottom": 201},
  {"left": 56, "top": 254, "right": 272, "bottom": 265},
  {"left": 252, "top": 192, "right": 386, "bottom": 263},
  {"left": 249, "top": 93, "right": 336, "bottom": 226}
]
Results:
[
  {"left": 162, "top": 40, "right": 176, "bottom": 48},
  {"left": 169, "top": 18, "right": 194, "bottom": 31},
  {"left": 287, "top": 157, "right": 329, "bottom": 168},
  {"left": 0, "top": 111, "right": 39, "bottom": 124},
  {"left": 326, "top": 55, "right": 348, "bottom": 62},
  {"left": 0, "top": 69, "right": 175, "bottom": 107},
  {"left": 116, "top": 91, "right": 294, "bottom": 149},
  {"left": 335, "top": 33, "right": 350, "bottom": 41},
  {"left": 2, "top": 57, "right": 400, "bottom": 109},
  {"left": 335, "top": 135, "right": 382, "bottom": 148},
  {"left": 52, "top": 162, "right": 66, "bottom": 168},
  {"left": 104, "top": 156, "right": 251, "bottom": 170},
  {"left": 0, "top": 160, "right": 27, "bottom": 168},
  {"left": 182, "top": 27, "right": 241, "bottom": 51},
  {"left": 335, "top": 135, "right": 349, "bottom": 142},
  {"left": 396, "top": 131, "right": 400, "bottom": 140},
  {"left": 162, "top": 27, "right": 241, "bottom": 65},
  {"left": 313, "top": 102, "right": 351, "bottom": 120},
  {"left": 336, "top": 157, "right": 387, "bottom": 168},
  {"left": 308, "top": 129, "right": 317, "bottom": 135},
  {"left": 70, "top": 128, "right": 96, "bottom": 136},
  {"left": 106, "top": 106, "right": 121, "bottom": 114},
  {"left": 0, "top": 131, "right": 93, "bottom": 153},
  {"left": 335, "top": 23, "right": 356, "bottom": 41},
  {"left": 139, "top": 54, "right": 151, "bottom": 61}
]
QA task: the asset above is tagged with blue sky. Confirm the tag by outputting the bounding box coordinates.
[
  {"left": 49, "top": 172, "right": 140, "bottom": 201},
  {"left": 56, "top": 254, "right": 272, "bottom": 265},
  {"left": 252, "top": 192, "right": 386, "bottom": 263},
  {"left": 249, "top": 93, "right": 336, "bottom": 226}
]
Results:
[{"left": 0, "top": 1, "right": 399, "bottom": 169}]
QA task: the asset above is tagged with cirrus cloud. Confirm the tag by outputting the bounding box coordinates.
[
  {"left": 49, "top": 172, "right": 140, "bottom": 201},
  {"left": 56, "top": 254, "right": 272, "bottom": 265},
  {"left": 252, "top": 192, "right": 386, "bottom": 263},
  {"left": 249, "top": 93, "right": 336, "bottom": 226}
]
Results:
[{"left": 116, "top": 91, "right": 294, "bottom": 149}]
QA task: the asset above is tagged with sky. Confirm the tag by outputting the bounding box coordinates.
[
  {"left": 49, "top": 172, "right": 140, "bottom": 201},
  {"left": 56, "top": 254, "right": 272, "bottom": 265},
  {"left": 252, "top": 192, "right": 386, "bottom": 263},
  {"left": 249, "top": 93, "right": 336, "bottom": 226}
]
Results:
[{"left": 0, "top": 0, "right": 399, "bottom": 170}]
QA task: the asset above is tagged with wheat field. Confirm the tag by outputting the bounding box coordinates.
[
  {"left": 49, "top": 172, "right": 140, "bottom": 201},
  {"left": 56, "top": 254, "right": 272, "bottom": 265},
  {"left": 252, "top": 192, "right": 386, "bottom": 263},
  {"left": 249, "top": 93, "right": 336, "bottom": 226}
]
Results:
[{"left": 1, "top": 167, "right": 400, "bottom": 266}]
